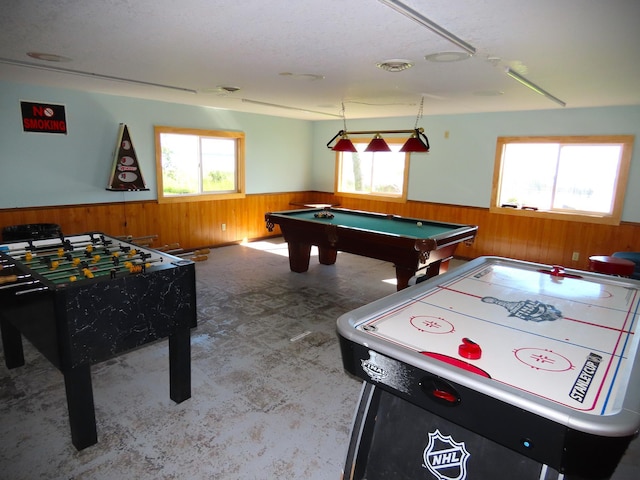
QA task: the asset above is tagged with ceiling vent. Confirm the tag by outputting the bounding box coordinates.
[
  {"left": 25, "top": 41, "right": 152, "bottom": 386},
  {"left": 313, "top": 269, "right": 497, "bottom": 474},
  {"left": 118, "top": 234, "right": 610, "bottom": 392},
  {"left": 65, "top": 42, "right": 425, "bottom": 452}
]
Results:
[{"left": 376, "top": 59, "right": 414, "bottom": 72}]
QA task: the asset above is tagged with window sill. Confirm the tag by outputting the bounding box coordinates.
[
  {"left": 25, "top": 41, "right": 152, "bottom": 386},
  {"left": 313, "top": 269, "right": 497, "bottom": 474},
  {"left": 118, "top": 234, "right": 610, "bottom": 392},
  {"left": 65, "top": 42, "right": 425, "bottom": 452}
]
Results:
[
  {"left": 157, "top": 192, "right": 246, "bottom": 204},
  {"left": 489, "top": 205, "right": 621, "bottom": 226},
  {"left": 335, "top": 191, "right": 407, "bottom": 203}
]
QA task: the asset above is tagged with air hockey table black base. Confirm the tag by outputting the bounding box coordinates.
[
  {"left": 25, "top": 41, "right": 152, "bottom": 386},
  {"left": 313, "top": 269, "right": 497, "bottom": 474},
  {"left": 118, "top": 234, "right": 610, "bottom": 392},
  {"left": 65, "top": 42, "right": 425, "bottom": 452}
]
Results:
[{"left": 343, "top": 382, "right": 625, "bottom": 480}]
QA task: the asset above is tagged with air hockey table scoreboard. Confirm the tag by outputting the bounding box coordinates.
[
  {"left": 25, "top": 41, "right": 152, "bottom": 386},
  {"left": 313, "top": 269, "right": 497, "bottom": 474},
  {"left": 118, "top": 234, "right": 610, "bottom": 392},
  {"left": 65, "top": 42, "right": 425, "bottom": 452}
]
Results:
[
  {"left": 0, "top": 232, "right": 197, "bottom": 450},
  {"left": 338, "top": 256, "right": 640, "bottom": 480}
]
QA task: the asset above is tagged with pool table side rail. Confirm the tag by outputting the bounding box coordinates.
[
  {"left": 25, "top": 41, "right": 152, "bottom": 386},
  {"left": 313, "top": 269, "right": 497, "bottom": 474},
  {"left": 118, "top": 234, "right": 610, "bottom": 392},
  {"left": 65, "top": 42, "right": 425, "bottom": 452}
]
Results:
[{"left": 265, "top": 208, "right": 478, "bottom": 248}]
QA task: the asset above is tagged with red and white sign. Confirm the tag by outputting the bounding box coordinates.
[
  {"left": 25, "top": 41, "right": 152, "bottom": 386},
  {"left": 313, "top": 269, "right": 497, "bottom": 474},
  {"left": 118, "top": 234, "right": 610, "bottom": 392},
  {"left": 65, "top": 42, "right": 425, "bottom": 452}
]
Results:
[{"left": 20, "top": 101, "right": 67, "bottom": 134}]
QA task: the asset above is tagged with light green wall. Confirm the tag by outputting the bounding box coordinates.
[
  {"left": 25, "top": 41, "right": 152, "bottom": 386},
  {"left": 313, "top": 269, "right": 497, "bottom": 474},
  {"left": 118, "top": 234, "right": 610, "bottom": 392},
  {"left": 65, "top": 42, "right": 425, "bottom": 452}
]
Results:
[
  {"left": 312, "top": 106, "right": 640, "bottom": 221},
  {"left": 0, "top": 80, "right": 312, "bottom": 208},
  {"left": 1, "top": 80, "right": 639, "bottom": 222}
]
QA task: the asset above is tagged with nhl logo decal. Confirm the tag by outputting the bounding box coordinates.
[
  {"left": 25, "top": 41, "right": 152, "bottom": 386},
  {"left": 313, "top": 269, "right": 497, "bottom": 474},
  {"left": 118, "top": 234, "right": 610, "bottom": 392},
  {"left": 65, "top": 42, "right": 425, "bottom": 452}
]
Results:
[
  {"left": 360, "top": 351, "right": 388, "bottom": 382},
  {"left": 423, "top": 429, "right": 470, "bottom": 480},
  {"left": 359, "top": 350, "right": 412, "bottom": 394}
]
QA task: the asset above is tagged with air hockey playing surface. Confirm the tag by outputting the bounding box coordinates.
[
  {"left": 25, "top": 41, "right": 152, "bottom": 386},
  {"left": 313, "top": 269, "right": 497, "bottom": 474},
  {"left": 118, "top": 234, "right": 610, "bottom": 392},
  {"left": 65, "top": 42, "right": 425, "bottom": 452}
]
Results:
[{"left": 337, "top": 256, "right": 640, "bottom": 478}]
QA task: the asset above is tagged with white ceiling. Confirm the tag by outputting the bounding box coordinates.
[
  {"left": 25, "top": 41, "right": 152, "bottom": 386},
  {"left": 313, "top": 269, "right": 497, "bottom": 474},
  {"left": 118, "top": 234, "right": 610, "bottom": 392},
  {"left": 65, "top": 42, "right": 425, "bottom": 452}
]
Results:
[{"left": 1, "top": 0, "right": 639, "bottom": 120}]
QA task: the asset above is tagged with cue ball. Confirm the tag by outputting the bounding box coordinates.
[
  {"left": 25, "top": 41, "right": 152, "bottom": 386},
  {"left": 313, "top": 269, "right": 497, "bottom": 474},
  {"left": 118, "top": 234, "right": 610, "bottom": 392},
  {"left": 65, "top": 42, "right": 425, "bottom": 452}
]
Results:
[{"left": 417, "top": 221, "right": 423, "bottom": 227}]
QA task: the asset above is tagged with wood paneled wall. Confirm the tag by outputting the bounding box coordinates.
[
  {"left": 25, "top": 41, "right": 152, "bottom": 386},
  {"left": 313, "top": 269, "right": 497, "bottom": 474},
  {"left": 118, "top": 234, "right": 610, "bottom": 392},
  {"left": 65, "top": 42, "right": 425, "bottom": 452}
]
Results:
[
  {"left": 322, "top": 194, "right": 640, "bottom": 269},
  {"left": 2, "top": 192, "right": 639, "bottom": 270},
  {"left": 0, "top": 193, "right": 310, "bottom": 251}
]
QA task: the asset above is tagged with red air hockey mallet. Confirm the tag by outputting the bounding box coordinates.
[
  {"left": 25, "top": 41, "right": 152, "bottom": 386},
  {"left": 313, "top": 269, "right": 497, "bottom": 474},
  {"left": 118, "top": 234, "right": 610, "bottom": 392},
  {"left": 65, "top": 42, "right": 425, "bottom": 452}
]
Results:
[{"left": 458, "top": 337, "right": 482, "bottom": 360}]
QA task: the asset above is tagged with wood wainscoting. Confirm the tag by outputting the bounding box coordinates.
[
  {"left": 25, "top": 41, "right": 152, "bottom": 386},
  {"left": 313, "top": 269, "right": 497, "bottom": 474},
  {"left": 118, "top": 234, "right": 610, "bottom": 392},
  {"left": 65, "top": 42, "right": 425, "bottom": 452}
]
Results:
[
  {"left": 0, "top": 193, "right": 311, "bottom": 252},
  {"left": 2, "top": 191, "right": 639, "bottom": 270}
]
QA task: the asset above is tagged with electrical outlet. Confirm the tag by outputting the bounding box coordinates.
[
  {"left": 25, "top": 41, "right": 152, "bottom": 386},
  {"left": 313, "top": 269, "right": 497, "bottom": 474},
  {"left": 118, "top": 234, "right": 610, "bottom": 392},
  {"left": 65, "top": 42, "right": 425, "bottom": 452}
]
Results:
[
  {"left": 221, "top": 223, "right": 226, "bottom": 231},
  {"left": 572, "top": 252, "right": 579, "bottom": 261}
]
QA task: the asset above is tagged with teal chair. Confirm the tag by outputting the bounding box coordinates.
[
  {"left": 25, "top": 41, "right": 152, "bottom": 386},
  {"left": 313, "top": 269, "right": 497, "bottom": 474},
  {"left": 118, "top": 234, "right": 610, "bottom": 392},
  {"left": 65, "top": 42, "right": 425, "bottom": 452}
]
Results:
[{"left": 612, "top": 252, "right": 640, "bottom": 280}]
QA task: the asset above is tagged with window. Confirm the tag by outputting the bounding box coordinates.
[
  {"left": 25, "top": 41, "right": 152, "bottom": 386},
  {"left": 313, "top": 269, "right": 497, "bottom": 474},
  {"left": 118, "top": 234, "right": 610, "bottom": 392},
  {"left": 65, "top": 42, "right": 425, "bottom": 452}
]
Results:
[
  {"left": 154, "top": 126, "right": 245, "bottom": 203},
  {"left": 491, "top": 135, "right": 634, "bottom": 225},
  {"left": 334, "top": 139, "right": 410, "bottom": 202}
]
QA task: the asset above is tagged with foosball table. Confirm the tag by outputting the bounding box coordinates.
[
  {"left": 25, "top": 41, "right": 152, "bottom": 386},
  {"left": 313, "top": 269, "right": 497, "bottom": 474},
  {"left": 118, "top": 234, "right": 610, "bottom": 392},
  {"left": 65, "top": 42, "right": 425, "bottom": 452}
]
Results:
[{"left": 0, "top": 232, "right": 197, "bottom": 450}]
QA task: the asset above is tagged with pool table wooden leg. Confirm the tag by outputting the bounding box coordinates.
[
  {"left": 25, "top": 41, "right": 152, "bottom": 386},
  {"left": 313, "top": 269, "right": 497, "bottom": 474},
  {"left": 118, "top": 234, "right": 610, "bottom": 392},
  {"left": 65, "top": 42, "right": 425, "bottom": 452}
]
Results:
[
  {"left": 287, "top": 241, "right": 312, "bottom": 272},
  {"left": 420, "top": 259, "right": 447, "bottom": 284},
  {"left": 396, "top": 258, "right": 449, "bottom": 290},
  {"left": 437, "top": 258, "right": 451, "bottom": 275},
  {"left": 395, "top": 266, "right": 416, "bottom": 291},
  {"left": 318, "top": 246, "right": 338, "bottom": 265}
]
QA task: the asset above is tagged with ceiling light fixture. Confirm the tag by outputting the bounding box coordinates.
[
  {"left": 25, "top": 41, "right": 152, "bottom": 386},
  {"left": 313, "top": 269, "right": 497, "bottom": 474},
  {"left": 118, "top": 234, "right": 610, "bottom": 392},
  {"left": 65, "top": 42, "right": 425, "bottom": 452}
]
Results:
[
  {"left": 279, "top": 72, "right": 325, "bottom": 81},
  {"left": 27, "top": 52, "right": 72, "bottom": 62},
  {"left": 505, "top": 68, "right": 566, "bottom": 107},
  {"left": 424, "top": 52, "right": 471, "bottom": 63},
  {"left": 365, "top": 133, "right": 392, "bottom": 152},
  {"left": 200, "top": 85, "right": 242, "bottom": 95},
  {"left": 240, "top": 98, "right": 341, "bottom": 117},
  {"left": 400, "top": 96, "right": 429, "bottom": 152},
  {"left": 378, "top": 0, "right": 476, "bottom": 55},
  {"left": 0, "top": 57, "right": 197, "bottom": 93},
  {"left": 326, "top": 98, "right": 430, "bottom": 153},
  {"left": 330, "top": 102, "right": 357, "bottom": 152}
]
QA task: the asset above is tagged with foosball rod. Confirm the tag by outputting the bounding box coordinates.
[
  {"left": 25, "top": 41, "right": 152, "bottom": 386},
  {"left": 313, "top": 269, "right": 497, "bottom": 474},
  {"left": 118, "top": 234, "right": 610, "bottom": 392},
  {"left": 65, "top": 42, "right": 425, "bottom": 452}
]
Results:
[
  {"left": 0, "top": 278, "right": 39, "bottom": 290},
  {"left": 21, "top": 240, "right": 138, "bottom": 261},
  {"left": 5, "top": 249, "right": 127, "bottom": 277},
  {"left": 176, "top": 248, "right": 210, "bottom": 258},
  {"left": 10, "top": 232, "right": 118, "bottom": 257},
  {"left": 15, "top": 285, "right": 49, "bottom": 295},
  {"left": 44, "top": 256, "right": 166, "bottom": 282},
  {"left": 26, "top": 249, "right": 158, "bottom": 276},
  {"left": 40, "top": 254, "right": 161, "bottom": 280},
  {"left": 0, "top": 275, "right": 18, "bottom": 285},
  {"left": 24, "top": 248, "right": 154, "bottom": 273},
  {"left": 0, "top": 260, "right": 16, "bottom": 270},
  {"left": 156, "top": 243, "right": 181, "bottom": 252},
  {"left": 4, "top": 238, "right": 107, "bottom": 258},
  {"left": 22, "top": 241, "right": 151, "bottom": 264},
  {"left": 25, "top": 254, "right": 114, "bottom": 274},
  {"left": 115, "top": 234, "right": 158, "bottom": 246},
  {"left": 2, "top": 232, "right": 106, "bottom": 252},
  {"left": 0, "top": 259, "right": 39, "bottom": 285},
  {"left": 24, "top": 251, "right": 104, "bottom": 269},
  {"left": 44, "top": 264, "right": 127, "bottom": 282}
]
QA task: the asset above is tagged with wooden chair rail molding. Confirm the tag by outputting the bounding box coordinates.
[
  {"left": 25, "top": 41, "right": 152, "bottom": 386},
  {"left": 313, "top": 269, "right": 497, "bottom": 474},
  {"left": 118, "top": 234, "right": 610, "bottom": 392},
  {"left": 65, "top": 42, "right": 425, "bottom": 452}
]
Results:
[{"left": 2, "top": 192, "right": 639, "bottom": 270}]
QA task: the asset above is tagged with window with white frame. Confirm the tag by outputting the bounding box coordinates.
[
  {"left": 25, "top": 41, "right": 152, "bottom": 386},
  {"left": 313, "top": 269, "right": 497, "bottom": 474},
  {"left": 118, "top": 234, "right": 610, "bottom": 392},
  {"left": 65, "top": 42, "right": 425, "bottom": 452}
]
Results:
[
  {"left": 154, "top": 126, "right": 245, "bottom": 203},
  {"left": 334, "top": 139, "right": 410, "bottom": 202},
  {"left": 491, "top": 135, "right": 634, "bottom": 225}
]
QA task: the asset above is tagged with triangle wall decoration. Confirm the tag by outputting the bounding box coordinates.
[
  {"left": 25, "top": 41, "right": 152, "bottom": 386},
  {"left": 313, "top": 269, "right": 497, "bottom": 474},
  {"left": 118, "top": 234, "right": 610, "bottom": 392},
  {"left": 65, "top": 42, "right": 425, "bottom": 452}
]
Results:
[{"left": 106, "top": 123, "right": 149, "bottom": 191}]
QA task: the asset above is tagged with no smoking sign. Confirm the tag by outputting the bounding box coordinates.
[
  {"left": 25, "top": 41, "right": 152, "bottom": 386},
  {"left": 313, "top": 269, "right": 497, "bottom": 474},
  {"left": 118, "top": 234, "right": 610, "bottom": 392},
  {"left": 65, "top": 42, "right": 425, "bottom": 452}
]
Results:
[{"left": 20, "top": 101, "right": 68, "bottom": 134}]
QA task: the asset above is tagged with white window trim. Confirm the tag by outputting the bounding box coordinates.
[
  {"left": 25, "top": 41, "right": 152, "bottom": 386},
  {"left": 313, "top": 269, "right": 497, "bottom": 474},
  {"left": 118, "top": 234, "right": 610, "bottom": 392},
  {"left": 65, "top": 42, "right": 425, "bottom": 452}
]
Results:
[
  {"left": 154, "top": 125, "right": 246, "bottom": 204},
  {"left": 334, "top": 138, "right": 410, "bottom": 203},
  {"left": 490, "top": 135, "right": 634, "bottom": 225}
]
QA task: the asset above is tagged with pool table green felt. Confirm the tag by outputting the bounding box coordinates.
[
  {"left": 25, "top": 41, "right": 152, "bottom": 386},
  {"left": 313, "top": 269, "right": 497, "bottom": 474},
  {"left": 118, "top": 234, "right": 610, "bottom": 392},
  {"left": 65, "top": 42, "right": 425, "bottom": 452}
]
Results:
[
  {"left": 281, "top": 210, "right": 454, "bottom": 238},
  {"left": 265, "top": 208, "right": 478, "bottom": 290}
]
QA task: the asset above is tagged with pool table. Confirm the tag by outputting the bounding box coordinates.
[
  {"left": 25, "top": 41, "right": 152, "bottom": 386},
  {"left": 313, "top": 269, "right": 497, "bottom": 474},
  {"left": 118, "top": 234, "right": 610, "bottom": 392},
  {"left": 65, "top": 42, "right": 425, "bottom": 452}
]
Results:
[{"left": 264, "top": 207, "right": 478, "bottom": 290}]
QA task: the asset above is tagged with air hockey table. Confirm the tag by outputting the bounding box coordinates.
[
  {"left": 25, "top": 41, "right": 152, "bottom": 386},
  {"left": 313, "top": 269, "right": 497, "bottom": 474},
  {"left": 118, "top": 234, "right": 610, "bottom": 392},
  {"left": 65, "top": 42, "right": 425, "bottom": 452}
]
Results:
[
  {"left": 0, "top": 232, "right": 197, "bottom": 450},
  {"left": 337, "top": 256, "right": 640, "bottom": 480}
]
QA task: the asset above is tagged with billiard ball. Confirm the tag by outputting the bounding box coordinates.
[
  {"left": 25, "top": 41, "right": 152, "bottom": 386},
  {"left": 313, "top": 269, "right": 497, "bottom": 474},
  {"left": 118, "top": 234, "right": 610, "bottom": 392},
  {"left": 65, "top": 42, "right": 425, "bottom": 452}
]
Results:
[{"left": 417, "top": 222, "right": 423, "bottom": 227}]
